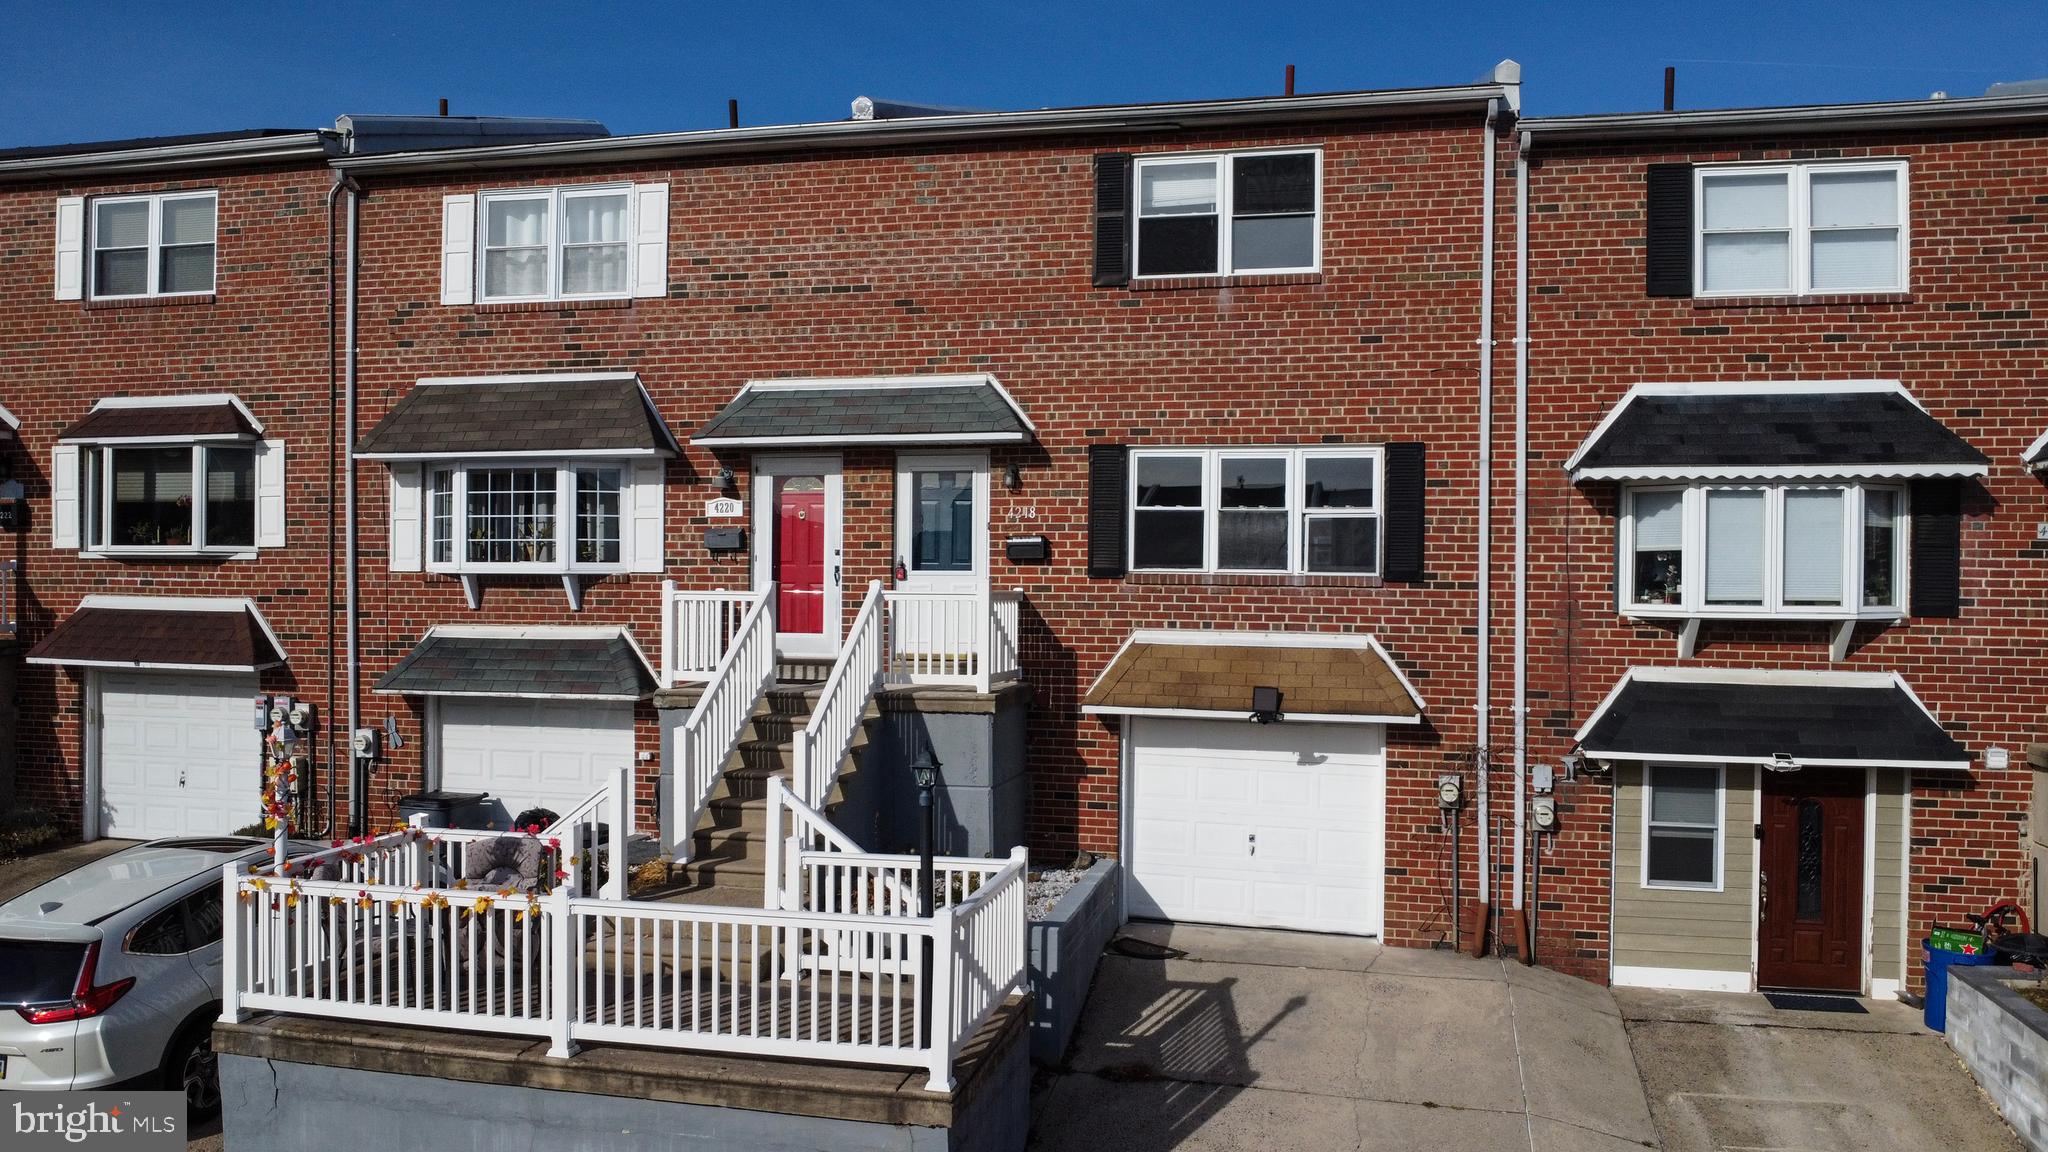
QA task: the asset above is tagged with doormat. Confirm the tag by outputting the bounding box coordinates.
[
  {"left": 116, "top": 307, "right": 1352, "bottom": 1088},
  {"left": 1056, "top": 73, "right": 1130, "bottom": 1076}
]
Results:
[{"left": 1762, "top": 991, "right": 1869, "bottom": 1014}]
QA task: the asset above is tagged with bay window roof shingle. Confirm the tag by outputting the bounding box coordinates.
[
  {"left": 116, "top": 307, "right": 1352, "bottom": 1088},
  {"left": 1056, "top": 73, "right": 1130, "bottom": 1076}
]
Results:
[
  {"left": 59, "top": 395, "right": 260, "bottom": 443},
  {"left": 692, "top": 375, "right": 1035, "bottom": 446},
  {"left": 1574, "top": 668, "right": 1970, "bottom": 770},
  {"left": 373, "top": 628, "right": 657, "bottom": 700},
  {"left": 1565, "top": 383, "right": 1988, "bottom": 481},
  {"left": 355, "top": 375, "right": 678, "bottom": 459},
  {"left": 27, "top": 597, "right": 286, "bottom": 671}
]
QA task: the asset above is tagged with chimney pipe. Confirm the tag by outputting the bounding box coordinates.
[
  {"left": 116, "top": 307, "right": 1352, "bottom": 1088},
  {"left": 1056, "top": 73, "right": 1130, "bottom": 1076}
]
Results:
[
  {"left": 438, "top": 98, "right": 448, "bottom": 117},
  {"left": 1663, "top": 67, "right": 1675, "bottom": 112},
  {"left": 1285, "top": 64, "right": 1296, "bottom": 97},
  {"left": 728, "top": 99, "right": 739, "bottom": 129}
]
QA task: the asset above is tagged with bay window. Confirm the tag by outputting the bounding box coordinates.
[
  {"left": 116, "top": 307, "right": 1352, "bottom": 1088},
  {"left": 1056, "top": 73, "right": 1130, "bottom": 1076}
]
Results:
[
  {"left": 80, "top": 443, "right": 254, "bottom": 553},
  {"left": 1134, "top": 149, "right": 1320, "bottom": 278},
  {"left": 1695, "top": 161, "right": 1907, "bottom": 297},
  {"left": 1621, "top": 482, "right": 1906, "bottom": 617},
  {"left": 1131, "top": 447, "right": 1381, "bottom": 576},
  {"left": 426, "top": 463, "right": 624, "bottom": 572},
  {"left": 479, "top": 185, "right": 632, "bottom": 302}
]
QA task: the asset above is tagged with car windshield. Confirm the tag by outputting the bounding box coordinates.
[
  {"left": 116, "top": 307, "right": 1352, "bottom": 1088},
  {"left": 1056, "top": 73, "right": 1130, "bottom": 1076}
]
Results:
[{"left": 0, "top": 940, "right": 87, "bottom": 1006}]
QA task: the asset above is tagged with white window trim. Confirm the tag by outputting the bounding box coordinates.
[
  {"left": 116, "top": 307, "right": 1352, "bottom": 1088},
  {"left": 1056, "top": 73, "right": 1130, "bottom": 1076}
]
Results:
[
  {"left": 1132, "top": 148, "right": 1323, "bottom": 280},
  {"left": 87, "top": 190, "right": 218, "bottom": 301},
  {"left": 79, "top": 440, "right": 260, "bottom": 558},
  {"left": 476, "top": 184, "right": 636, "bottom": 303},
  {"left": 1618, "top": 480, "right": 1907, "bottom": 621},
  {"left": 424, "top": 459, "right": 631, "bottom": 576},
  {"left": 1642, "top": 763, "right": 1726, "bottom": 892},
  {"left": 1692, "top": 160, "right": 1909, "bottom": 298},
  {"left": 1129, "top": 445, "right": 1382, "bottom": 576}
]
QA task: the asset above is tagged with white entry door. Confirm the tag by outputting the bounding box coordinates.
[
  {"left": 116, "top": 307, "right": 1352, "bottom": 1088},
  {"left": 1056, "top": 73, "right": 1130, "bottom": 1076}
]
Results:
[
  {"left": 96, "top": 671, "right": 262, "bottom": 840},
  {"left": 434, "top": 698, "right": 634, "bottom": 825},
  {"left": 1126, "top": 717, "right": 1385, "bottom": 936},
  {"left": 892, "top": 453, "right": 989, "bottom": 673}
]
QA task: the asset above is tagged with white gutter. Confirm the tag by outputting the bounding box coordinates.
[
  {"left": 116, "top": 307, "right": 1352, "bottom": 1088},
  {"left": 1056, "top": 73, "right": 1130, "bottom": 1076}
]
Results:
[
  {"left": 1521, "top": 91, "right": 2048, "bottom": 142},
  {"left": 1475, "top": 98, "right": 1499, "bottom": 904},
  {"left": 331, "top": 85, "right": 1512, "bottom": 175},
  {"left": 1512, "top": 129, "right": 1532, "bottom": 911},
  {"left": 0, "top": 132, "right": 333, "bottom": 181}
]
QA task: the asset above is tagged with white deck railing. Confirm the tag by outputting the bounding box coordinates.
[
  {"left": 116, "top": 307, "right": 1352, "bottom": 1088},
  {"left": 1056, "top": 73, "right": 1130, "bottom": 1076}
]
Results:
[
  {"left": 662, "top": 584, "right": 758, "bottom": 686},
  {"left": 672, "top": 586, "right": 776, "bottom": 859},
  {"left": 883, "top": 587, "right": 1025, "bottom": 692},
  {"left": 541, "top": 768, "right": 631, "bottom": 900},
  {"left": 793, "top": 580, "right": 885, "bottom": 809},
  {"left": 221, "top": 844, "right": 1028, "bottom": 1091}
]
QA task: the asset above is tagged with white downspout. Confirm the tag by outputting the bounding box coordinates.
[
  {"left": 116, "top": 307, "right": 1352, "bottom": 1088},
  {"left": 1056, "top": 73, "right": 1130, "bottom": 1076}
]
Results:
[
  {"left": 344, "top": 183, "right": 362, "bottom": 834},
  {"left": 1512, "top": 129, "right": 1532, "bottom": 910},
  {"left": 1476, "top": 98, "right": 1499, "bottom": 906}
]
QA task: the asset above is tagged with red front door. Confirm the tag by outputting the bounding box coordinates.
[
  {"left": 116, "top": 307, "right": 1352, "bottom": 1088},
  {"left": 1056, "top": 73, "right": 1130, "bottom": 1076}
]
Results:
[
  {"left": 774, "top": 476, "right": 826, "bottom": 635},
  {"left": 1757, "top": 769, "right": 1866, "bottom": 991}
]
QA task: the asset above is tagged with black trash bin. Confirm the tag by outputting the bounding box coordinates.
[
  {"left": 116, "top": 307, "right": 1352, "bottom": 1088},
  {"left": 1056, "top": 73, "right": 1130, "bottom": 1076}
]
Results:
[{"left": 397, "top": 790, "right": 493, "bottom": 829}]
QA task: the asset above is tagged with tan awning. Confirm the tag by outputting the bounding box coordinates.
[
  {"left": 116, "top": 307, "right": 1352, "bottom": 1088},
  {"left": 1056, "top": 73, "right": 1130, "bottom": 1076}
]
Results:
[{"left": 1082, "top": 630, "right": 1424, "bottom": 724}]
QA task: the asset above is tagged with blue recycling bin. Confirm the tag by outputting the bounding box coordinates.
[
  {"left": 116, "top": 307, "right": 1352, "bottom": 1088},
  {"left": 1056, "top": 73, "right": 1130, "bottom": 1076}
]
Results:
[{"left": 1923, "top": 939, "right": 1995, "bottom": 1031}]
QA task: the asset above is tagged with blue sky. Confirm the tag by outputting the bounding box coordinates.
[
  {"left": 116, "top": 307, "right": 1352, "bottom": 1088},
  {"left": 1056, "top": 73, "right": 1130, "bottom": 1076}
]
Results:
[{"left": 3, "top": 2, "right": 2043, "bottom": 147}]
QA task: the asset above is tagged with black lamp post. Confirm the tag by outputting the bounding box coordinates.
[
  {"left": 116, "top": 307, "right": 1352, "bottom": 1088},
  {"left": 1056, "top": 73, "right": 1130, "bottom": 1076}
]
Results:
[{"left": 911, "top": 746, "right": 941, "bottom": 1047}]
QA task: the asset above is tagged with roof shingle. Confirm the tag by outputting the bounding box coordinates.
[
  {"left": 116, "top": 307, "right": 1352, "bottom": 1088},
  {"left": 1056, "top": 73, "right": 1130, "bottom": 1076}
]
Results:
[
  {"left": 60, "top": 401, "right": 258, "bottom": 442},
  {"left": 356, "top": 378, "right": 675, "bottom": 458},
  {"left": 1577, "top": 673, "right": 1968, "bottom": 766},
  {"left": 1084, "top": 636, "right": 1422, "bottom": 720},
  {"left": 1570, "top": 389, "right": 1987, "bottom": 478},
  {"left": 28, "top": 603, "right": 284, "bottom": 670},
  {"left": 693, "top": 379, "right": 1032, "bottom": 444},
  {"left": 374, "top": 631, "right": 656, "bottom": 699}
]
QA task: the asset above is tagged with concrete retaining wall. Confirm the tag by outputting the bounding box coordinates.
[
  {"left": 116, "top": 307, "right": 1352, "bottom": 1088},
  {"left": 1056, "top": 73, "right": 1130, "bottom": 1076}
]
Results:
[
  {"left": 1947, "top": 964, "right": 2048, "bottom": 1150},
  {"left": 1028, "top": 858, "right": 1121, "bottom": 1065}
]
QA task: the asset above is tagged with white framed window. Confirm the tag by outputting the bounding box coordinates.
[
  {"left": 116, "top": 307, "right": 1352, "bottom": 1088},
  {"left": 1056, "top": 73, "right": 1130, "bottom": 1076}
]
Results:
[
  {"left": 1642, "top": 764, "right": 1723, "bottom": 890},
  {"left": 89, "top": 191, "right": 217, "bottom": 299},
  {"left": 1133, "top": 149, "right": 1320, "bottom": 278},
  {"left": 478, "top": 185, "right": 632, "bottom": 302},
  {"left": 425, "top": 462, "right": 627, "bottom": 574},
  {"left": 1130, "top": 446, "right": 1380, "bottom": 575},
  {"left": 1694, "top": 161, "right": 1907, "bottom": 297},
  {"left": 80, "top": 443, "right": 254, "bottom": 554},
  {"left": 1618, "top": 481, "right": 1907, "bottom": 619}
]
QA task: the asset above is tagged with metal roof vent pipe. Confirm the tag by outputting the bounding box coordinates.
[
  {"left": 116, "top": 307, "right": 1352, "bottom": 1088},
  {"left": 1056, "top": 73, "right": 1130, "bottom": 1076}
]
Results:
[{"left": 850, "top": 96, "right": 991, "bottom": 121}]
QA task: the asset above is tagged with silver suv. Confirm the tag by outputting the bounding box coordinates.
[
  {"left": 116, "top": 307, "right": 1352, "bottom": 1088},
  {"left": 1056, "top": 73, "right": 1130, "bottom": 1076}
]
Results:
[{"left": 0, "top": 837, "right": 309, "bottom": 1114}]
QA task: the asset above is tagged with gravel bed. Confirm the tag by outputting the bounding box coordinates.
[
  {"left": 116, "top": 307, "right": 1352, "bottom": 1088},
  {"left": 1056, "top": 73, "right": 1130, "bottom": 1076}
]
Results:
[{"left": 1027, "top": 868, "right": 1085, "bottom": 921}]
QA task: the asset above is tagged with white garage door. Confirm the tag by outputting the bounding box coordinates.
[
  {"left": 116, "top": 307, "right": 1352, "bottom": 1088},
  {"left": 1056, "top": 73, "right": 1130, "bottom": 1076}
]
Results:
[
  {"left": 1127, "top": 717, "right": 1385, "bottom": 936},
  {"left": 435, "top": 698, "right": 634, "bottom": 822},
  {"left": 97, "top": 671, "right": 262, "bottom": 840}
]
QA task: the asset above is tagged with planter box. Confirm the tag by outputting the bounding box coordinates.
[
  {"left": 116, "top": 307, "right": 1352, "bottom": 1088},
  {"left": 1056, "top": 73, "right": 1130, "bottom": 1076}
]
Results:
[
  {"left": 1027, "top": 858, "right": 1121, "bottom": 1065},
  {"left": 1947, "top": 964, "right": 2048, "bottom": 1150}
]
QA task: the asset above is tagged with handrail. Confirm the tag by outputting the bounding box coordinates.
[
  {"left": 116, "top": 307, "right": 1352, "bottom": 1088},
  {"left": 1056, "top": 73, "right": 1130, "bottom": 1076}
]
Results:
[
  {"left": 672, "top": 585, "right": 776, "bottom": 860},
  {"left": 542, "top": 766, "right": 630, "bottom": 899},
  {"left": 881, "top": 586, "right": 1026, "bottom": 691},
  {"left": 662, "top": 584, "right": 757, "bottom": 686},
  {"left": 793, "top": 579, "right": 884, "bottom": 809},
  {"left": 763, "top": 774, "right": 862, "bottom": 913}
]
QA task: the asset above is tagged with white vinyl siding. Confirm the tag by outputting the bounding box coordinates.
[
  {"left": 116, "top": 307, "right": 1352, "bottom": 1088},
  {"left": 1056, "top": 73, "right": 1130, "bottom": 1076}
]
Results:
[
  {"left": 1695, "top": 161, "right": 1907, "bottom": 297},
  {"left": 1613, "top": 764, "right": 1755, "bottom": 976}
]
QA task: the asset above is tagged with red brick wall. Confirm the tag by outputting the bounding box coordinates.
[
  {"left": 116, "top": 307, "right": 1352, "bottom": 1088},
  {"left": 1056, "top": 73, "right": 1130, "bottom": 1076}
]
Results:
[
  {"left": 0, "top": 162, "right": 344, "bottom": 832},
  {"left": 1521, "top": 128, "right": 2048, "bottom": 989},
  {"left": 346, "top": 117, "right": 1518, "bottom": 950}
]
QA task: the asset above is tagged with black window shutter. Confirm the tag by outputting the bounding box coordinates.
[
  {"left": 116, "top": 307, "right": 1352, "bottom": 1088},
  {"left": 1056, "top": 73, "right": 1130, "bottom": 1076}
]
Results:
[
  {"left": 1644, "top": 164, "right": 1694, "bottom": 298},
  {"left": 1086, "top": 444, "right": 1130, "bottom": 579},
  {"left": 1382, "top": 442, "right": 1426, "bottom": 582},
  {"left": 1092, "top": 154, "right": 1133, "bottom": 288},
  {"left": 1909, "top": 478, "right": 1962, "bottom": 618}
]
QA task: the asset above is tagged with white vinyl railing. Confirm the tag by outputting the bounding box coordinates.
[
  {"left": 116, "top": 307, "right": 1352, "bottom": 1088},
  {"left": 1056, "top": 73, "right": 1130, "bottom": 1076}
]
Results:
[
  {"left": 222, "top": 846, "right": 1029, "bottom": 1092},
  {"left": 672, "top": 586, "right": 776, "bottom": 859},
  {"left": 762, "top": 775, "right": 863, "bottom": 913},
  {"left": 662, "top": 584, "right": 759, "bottom": 686},
  {"left": 793, "top": 580, "right": 885, "bottom": 809},
  {"left": 0, "top": 559, "right": 17, "bottom": 636},
  {"left": 883, "top": 587, "right": 1026, "bottom": 692},
  {"left": 793, "top": 848, "right": 1019, "bottom": 920},
  {"left": 542, "top": 767, "right": 631, "bottom": 900}
]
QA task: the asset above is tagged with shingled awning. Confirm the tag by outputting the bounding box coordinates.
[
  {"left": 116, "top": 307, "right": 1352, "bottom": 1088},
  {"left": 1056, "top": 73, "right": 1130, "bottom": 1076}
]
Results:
[
  {"left": 59, "top": 395, "right": 261, "bottom": 443},
  {"left": 692, "top": 375, "right": 1035, "bottom": 447},
  {"left": 374, "top": 628, "right": 657, "bottom": 700},
  {"left": 1082, "top": 631, "right": 1425, "bottom": 724},
  {"left": 1575, "top": 668, "right": 1971, "bottom": 770},
  {"left": 2026, "top": 427, "right": 2048, "bottom": 471},
  {"left": 1565, "top": 383, "right": 1988, "bottom": 481},
  {"left": 28, "top": 597, "right": 286, "bottom": 672},
  {"left": 355, "top": 374, "right": 679, "bottom": 460}
]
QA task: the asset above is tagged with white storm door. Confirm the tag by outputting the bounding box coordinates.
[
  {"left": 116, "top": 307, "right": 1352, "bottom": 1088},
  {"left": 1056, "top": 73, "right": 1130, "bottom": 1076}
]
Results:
[
  {"left": 96, "top": 671, "right": 262, "bottom": 840},
  {"left": 1126, "top": 716, "right": 1385, "bottom": 936},
  {"left": 891, "top": 453, "right": 989, "bottom": 674}
]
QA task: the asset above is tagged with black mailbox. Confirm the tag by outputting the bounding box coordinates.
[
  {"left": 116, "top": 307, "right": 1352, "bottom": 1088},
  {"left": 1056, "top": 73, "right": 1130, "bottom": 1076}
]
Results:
[
  {"left": 704, "top": 526, "right": 746, "bottom": 553},
  {"left": 1004, "top": 535, "right": 1049, "bottom": 563},
  {"left": 0, "top": 499, "right": 27, "bottom": 531}
]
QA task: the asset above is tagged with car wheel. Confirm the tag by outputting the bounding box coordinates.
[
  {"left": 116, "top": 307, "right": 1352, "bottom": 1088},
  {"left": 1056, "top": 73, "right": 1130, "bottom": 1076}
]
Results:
[{"left": 164, "top": 1023, "right": 221, "bottom": 1119}]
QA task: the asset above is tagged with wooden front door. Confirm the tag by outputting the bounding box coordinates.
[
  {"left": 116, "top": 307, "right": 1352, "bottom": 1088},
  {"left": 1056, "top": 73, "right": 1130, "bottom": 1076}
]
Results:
[{"left": 1758, "top": 769, "right": 1866, "bottom": 991}]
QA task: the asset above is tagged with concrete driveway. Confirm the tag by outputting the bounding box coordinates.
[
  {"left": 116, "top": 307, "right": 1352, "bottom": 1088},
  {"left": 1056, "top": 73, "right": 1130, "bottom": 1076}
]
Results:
[
  {"left": 1619, "top": 987, "right": 2021, "bottom": 1151},
  {"left": 1030, "top": 923, "right": 1659, "bottom": 1151}
]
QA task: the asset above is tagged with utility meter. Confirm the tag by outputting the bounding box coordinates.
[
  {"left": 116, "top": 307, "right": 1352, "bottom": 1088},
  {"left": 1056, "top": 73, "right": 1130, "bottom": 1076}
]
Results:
[
  {"left": 288, "top": 701, "right": 313, "bottom": 730},
  {"left": 1436, "top": 774, "right": 1464, "bottom": 809},
  {"left": 269, "top": 696, "right": 293, "bottom": 727},
  {"left": 252, "top": 694, "right": 273, "bottom": 732},
  {"left": 1531, "top": 795, "right": 1559, "bottom": 833},
  {"left": 352, "top": 727, "right": 381, "bottom": 761}
]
